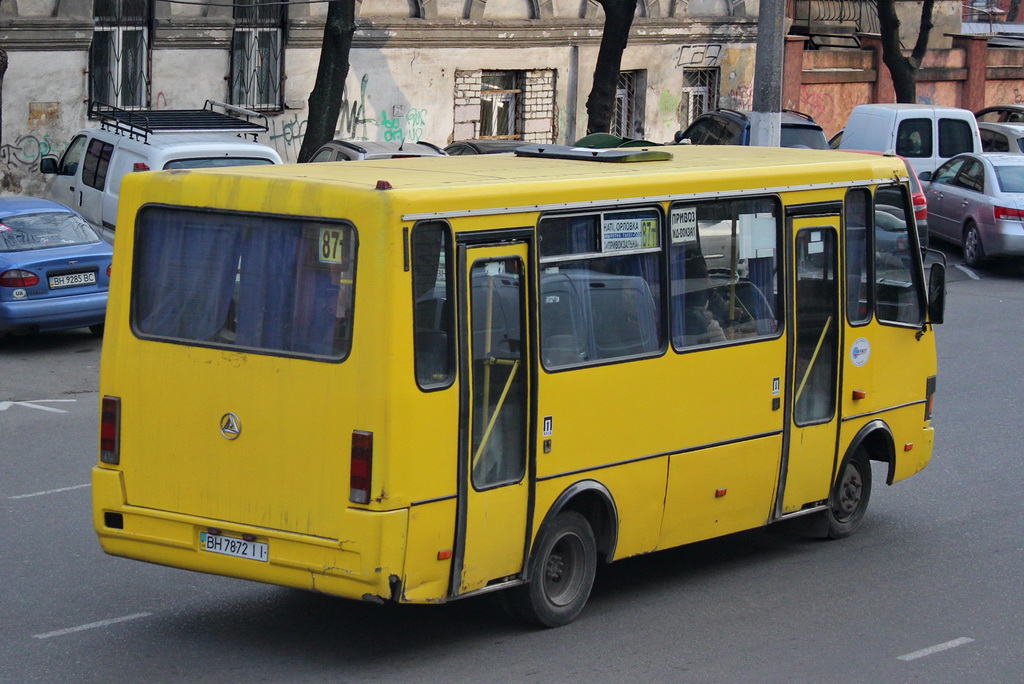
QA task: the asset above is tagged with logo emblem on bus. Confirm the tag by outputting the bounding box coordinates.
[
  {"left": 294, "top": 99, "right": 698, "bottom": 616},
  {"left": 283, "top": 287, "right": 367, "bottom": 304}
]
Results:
[{"left": 220, "top": 413, "right": 242, "bottom": 440}]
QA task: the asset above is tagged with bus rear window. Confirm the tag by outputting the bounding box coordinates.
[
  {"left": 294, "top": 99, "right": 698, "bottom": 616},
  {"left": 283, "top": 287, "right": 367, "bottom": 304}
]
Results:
[{"left": 132, "top": 207, "right": 356, "bottom": 360}]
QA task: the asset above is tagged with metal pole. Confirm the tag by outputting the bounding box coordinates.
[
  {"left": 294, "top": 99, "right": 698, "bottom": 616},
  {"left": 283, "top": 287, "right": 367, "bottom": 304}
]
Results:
[{"left": 749, "top": 0, "right": 785, "bottom": 147}]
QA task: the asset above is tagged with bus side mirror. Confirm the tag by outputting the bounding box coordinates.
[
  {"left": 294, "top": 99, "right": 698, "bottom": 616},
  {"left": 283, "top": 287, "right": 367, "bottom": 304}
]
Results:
[
  {"left": 39, "top": 156, "right": 58, "bottom": 174},
  {"left": 926, "top": 261, "right": 946, "bottom": 325}
]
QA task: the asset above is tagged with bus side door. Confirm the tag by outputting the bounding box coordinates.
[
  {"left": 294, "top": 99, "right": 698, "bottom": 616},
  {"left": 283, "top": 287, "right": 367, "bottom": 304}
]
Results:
[
  {"left": 780, "top": 220, "right": 842, "bottom": 513},
  {"left": 454, "top": 241, "right": 532, "bottom": 594}
]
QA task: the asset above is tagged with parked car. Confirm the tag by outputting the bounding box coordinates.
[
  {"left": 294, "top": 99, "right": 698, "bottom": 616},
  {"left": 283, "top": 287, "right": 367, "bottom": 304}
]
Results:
[
  {"left": 675, "top": 109, "right": 829, "bottom": 149},
  {"left": 40, "top": 101, "right": 282, "bottom": 243},
  {"left": 843, "top": 149, "right": 930, "bottom": 247},
  {"left": 979, "top": 121, "right": 1024, "bottom": 153},
  {"left": 920, "top": 152, "right": 1024, "bottom": 267},
  {"left": 444, "top": 139, "right": 526, "bottom": 155},
  {"left": 308, "top": 139, "right": 446, "bottom": 162},
  {"left": 837, "top": 103, "right": 981, "bottom": 177},
  {"left": 0, "top": 197, "right": 112, "bottom": 336},
  {"left": 975, "top": 104, "right": 1024, "bottom": 123}
]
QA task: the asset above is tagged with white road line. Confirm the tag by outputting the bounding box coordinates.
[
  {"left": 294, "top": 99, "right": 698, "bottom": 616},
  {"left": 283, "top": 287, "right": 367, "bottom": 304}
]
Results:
[
  {"left": 897, "top": 637, "right": 975, "bottom": 661},
  {"left": 0, "top": 399, "right": 77, "bottom": 413},
  {"left": 9, "top": 483, "right": 91, "bottom": 500},
  {"left": 954, "top": 264, "right": 980, "bottom": 280},
  {"left": 33, "top": 612, "right": 153, "bottom": 639}
]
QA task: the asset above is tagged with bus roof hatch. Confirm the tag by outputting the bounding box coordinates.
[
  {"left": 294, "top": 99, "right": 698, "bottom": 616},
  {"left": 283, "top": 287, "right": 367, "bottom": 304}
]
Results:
[{"left": 514, "top": 144, "right": 673, "bottom": 163}]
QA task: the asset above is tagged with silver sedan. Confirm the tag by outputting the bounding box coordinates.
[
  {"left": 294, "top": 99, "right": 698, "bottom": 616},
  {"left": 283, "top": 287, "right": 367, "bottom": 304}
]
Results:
[{"left": 921, "top": 152, "right": 1024, "bottom": 267}]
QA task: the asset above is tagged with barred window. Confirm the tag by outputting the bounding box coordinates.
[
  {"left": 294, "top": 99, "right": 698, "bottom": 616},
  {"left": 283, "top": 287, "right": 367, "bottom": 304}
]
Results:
[
  {"left": 231, "top": 0, "right": 285, "bottom": 112},
  {"left": 613, "top": 70, "right": 646, "bottom": 139},
  {"left": 680, "top": 68, "right": 719, "bottom": 130},
  {"left": 90, "top": 0, "right": 149, "bottom": 108}
]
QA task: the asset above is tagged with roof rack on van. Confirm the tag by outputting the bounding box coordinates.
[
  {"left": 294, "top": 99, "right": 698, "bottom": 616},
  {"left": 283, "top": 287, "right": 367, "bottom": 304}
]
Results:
[
  {"left": 89, "top": 100, "right": 269, "bottom": 144},
  {"left": 514, "top": 144, "right": 672, "bottom": 162}
]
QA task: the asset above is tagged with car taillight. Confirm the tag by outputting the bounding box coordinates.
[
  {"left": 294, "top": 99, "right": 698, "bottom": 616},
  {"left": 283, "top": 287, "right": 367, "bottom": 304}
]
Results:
[
  {"left": 100, "top": 396, "right": 121, "bottom": 464},
  {"left": 0, "top": 269, "right": 39, "bottom": 287},
  {"left": 913, "top": 194, "right": 928, "bottom": 218},
  {"left": 106, "top": 264, "right": 112, "bottom": 277},
  {"left": 350, "top": 430, "right": 373, "bottom": 504},
  {"left": 994, "top": 205, "right": 1024, "bottom": 221}
]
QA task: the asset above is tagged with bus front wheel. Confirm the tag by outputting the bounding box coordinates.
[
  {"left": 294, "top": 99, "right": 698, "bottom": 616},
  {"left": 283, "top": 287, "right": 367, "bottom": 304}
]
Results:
[
  {"left": 826, "top": 449, "right": 872, "bottom": 539},
  {"left": 503, "top": 511, "right": 597, "bottom": 628}
]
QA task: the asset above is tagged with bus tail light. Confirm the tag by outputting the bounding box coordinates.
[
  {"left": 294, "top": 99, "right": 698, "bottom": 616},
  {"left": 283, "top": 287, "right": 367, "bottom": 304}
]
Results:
[
  {"left": 350, "top": 430, "right": 373, "bottom": 504},
  {"left": 100, "top": 396, "right": 121, "bottom": 464},
  {"left": 924, "top": 376, "right": 936, "bottom": 421}
]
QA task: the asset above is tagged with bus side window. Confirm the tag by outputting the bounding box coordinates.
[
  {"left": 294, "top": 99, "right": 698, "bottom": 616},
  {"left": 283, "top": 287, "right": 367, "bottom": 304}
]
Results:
[
  {"left": 670, "top": 197, "right": 781, "bottom": 350},
  {"left": 412, "top": 222, "right": 455, "bottom": 388},
  {"left": 845, "top": 188, "right": 872, "bottom": 325},
  {"left": 873, "top": 185, "right": 924, "bottom": 326},
  {"left": 538, "top": 209, "right": 663, "bottom": 368}
]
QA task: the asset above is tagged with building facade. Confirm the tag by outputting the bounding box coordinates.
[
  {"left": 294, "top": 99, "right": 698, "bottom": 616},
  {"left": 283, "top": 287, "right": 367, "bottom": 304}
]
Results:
[{"left": 0, "top": 0, "right": 761, "bottom": 194}]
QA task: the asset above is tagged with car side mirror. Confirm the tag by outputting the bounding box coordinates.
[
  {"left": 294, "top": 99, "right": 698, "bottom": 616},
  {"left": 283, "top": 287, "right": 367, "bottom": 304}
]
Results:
[
  {"left": 918, "top": 171, "right": 932, "bottom": 182},
  {"left": 673, "top": 130, "right": 686, "bottom": 144},
  {"left": 926, "top": 261, "right": 946, "bottom": 325},
  {"left": 39, "top": 156, "right": 58, "bottom": 174}
]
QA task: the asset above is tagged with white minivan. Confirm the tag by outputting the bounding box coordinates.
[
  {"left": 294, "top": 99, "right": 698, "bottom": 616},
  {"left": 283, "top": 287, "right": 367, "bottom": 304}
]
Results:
[
  {"left": 41, "top": 101, "right": 282, "bottom": 242},
  {"left": 838, "top": 103, "right": 981, "bottom": 177}
]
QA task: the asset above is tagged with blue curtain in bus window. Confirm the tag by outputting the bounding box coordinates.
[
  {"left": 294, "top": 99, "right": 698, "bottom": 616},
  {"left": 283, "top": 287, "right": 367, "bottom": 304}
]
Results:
[
  {"left": 669, "top": 244, "right": 689, "bottom": 346},
  {"left": 235, "top": 222, "right": 339, "bottom": 355},
  {"left": 747, "top": 256, "right": 776, "bottom": 334},
  {"left": 135, "top": 212, "right": 241, "bottom": 340},
  {"left": 235, "top": 225, "right": 297, "bottom": 351}
]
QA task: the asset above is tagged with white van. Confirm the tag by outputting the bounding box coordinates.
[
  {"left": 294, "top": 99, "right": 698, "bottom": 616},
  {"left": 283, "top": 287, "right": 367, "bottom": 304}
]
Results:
[
  {"left": 40, "top": 101, "right": 282, "bottom": 242},
  {"left": 838, "top": 103, "right": 981, "bottom": 177}
]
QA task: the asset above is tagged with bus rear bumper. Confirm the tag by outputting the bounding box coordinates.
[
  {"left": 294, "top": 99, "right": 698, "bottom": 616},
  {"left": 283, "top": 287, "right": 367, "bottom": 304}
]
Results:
[{"left": 91, "top": 466, "right": 408, "bottom": 602}]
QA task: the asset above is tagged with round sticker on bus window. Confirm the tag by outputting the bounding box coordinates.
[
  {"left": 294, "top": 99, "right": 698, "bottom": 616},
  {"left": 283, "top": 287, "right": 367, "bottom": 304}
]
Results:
[{"left": 851, "top": 337, "right": 871, "bottom": 367}]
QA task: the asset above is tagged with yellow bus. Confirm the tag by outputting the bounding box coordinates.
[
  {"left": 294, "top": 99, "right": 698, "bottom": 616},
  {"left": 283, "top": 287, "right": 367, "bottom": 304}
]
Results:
[{"left": 92, "top": 145, "right": 945, "bottom": 627}]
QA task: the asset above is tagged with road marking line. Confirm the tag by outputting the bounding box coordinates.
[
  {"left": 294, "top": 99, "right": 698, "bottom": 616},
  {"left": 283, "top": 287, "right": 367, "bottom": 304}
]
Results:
[
  {"left": 9, "top": 483, "right": 91, "bottom": 500},
  {"left": 33, "top": 612, "right": 153, "bottom": 639},
  {"left": 897, "top": 637, "right": 975, "bottom": 661},
  {"left": 954, "top": 264, "right": 980, "bottom": 280},
  {"left": 0, "top": 399, "right": 77, "bottom": 413}
]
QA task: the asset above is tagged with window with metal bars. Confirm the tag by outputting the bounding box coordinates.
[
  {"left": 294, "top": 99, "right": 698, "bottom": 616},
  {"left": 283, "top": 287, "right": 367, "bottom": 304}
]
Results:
[
  {"left": 680, "top": 68, "right": 720, "bottom": 130},
  {"left": 612, "top": 70, "right": 646, "bottom": 139},
  {"left": 230, "top": 0, "right": 285, "bottom": 112},
  {"left": 479, "top": 71, "right": 523, "bottom": 139},
  {"left": 90, "top": 0, "right": 149, "bottom": 109}
]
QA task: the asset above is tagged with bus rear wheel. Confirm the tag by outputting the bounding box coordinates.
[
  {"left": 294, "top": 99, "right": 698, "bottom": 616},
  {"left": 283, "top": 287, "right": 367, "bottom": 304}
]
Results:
[
  {"left": 502, "top": 511, "right": 596, "bottom": 628},
  {"left": 826, "top": 449, "right": 872, "bottom": 539}
]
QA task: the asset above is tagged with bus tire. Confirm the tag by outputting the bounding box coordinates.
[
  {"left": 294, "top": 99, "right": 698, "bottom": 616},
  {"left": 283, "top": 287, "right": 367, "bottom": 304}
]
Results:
[
  {"left": 826, "top": 448, "right": 872, "bottom": 539},
  {"left": 503, "top": 511, "right": 597, "bottom": 628}
]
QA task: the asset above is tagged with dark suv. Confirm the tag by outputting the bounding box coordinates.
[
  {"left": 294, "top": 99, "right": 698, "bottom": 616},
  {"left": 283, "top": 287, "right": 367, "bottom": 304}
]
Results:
[{"left": 676, "top": 109, "right": 829, "bottom": 149}]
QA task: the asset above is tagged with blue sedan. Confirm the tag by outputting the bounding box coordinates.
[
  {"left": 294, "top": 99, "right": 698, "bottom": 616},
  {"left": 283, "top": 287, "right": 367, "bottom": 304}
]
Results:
[{"left": 0, "top": 197, "right": 112, "bottom": 336}]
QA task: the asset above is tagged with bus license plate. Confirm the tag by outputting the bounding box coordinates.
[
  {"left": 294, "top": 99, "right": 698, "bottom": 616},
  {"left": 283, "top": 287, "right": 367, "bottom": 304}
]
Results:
[
  {"left": 199, "top": 532, "right": 268, "bottom": 562},
  {"left": 49, "top": 272, "right": 96, "bottom": 289}
]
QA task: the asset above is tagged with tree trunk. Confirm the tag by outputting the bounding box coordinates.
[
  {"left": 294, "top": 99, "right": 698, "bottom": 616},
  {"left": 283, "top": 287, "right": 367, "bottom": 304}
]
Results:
[
  {"left": 296, "top": 0, "right": 356, "bottom": 163},
  {"left": 0, "top": 49, "right": 7, "bottom": 148},
  {"left": 876, "top": 0, "right": 936, "bottom": 104},
  {"left": 585, "top": 0, "right": 637, "bottom": 135}
]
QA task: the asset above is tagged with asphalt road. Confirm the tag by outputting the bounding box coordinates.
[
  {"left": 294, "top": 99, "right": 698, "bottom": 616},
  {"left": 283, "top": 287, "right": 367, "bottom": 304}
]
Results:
[{"left": 1, "top": 246, "right": 1022, "bottom": 683}]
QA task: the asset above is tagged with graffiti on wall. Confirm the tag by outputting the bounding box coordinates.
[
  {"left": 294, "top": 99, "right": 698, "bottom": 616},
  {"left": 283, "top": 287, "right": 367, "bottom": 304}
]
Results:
[
  {"left": 916, "top": 83, "right": 937, "bottom": 106},
  {"left": 1, "top": 134, "right": 66, "bottom": 172},
  {"left": 722, "top": 82, "right": 753, "bottom": 110},
  {"left": 266, "top": 73, "right": 430, "bottom": 160},
  {"left": 676, "top": 44, "right": 724, "bottom": 68}
]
